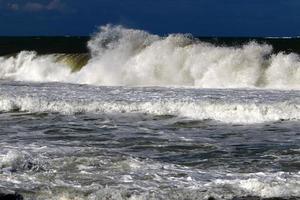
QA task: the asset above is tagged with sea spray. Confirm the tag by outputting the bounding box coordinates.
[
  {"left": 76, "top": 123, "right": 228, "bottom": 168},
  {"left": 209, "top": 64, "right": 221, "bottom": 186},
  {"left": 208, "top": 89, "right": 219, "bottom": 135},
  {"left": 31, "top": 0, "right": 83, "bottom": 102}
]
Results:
[{"left": 0, "top": 25, "right": 300, "bottom": 89}]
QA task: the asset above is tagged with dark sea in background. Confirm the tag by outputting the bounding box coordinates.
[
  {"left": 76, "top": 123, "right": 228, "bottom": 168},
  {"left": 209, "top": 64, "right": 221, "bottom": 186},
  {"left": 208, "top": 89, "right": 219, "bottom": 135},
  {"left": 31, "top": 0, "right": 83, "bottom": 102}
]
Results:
[
  {"left": 0, "top": 26, "right": 299, "bottom": 200},
  {"left": 2, "top": 36, "right": 300, "bottom": 55}
]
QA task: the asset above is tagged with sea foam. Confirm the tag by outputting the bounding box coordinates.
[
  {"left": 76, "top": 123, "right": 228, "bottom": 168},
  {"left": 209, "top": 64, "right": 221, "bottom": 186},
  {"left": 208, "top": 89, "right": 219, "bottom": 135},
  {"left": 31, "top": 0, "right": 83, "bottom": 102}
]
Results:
[
  {"left": 0, "top": 25, "right": 300, "bottom": 89},
  {"left": 0, "top": 82, "right": 299, "bottom": 123}
]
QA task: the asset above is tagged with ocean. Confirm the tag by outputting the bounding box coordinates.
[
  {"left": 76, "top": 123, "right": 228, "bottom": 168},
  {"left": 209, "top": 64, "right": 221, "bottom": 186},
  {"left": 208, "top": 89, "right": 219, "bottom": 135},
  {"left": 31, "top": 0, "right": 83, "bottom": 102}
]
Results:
[{"left": 0, "top": 25, "right": 299, "bottom": 200}]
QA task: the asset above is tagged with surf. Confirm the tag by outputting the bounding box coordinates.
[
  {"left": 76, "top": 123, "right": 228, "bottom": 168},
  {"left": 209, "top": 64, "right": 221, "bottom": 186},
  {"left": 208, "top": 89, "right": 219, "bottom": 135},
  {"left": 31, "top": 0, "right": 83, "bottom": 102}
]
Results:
[
  {"left": 0, "top": 25, "right": 300, "bottom": 89},
  {"left": 1, "top": 81, "right": 299, "bottom": 124}
]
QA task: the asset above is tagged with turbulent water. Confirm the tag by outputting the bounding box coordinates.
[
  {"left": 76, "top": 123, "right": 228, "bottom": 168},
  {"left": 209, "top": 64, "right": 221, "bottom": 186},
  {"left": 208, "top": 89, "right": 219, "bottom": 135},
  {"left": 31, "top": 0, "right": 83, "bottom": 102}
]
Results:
[
  {"left": 0, "top": 25, "right": 300, "bottom": 200},
  {"left": 1, "top": 25, "right": 300, "bottom": 88}
]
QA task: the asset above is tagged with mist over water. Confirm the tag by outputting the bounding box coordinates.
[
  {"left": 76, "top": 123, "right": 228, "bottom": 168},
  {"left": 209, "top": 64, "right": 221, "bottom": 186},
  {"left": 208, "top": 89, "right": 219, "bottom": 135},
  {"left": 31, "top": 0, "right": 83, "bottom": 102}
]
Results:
[{"left": 0, "top": 25, "right": 300, "bottom": 89}]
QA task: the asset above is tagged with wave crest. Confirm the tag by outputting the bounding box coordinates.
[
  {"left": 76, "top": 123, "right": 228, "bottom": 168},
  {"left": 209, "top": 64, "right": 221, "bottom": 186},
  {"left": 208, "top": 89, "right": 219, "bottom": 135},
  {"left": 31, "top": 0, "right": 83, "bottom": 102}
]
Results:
[{"left": 1, "top": 25, "right": 300, "bottom": 89}]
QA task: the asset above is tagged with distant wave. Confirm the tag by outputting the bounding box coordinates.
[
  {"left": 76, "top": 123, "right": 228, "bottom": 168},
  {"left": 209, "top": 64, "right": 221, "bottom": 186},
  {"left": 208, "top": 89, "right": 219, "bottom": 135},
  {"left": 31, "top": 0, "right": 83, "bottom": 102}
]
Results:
[
  {"left": 264, "top": 36, "right": 300, "bottom": 39},
  {"left": 1, "top": 25, "right": 300, "bottom": 89}
]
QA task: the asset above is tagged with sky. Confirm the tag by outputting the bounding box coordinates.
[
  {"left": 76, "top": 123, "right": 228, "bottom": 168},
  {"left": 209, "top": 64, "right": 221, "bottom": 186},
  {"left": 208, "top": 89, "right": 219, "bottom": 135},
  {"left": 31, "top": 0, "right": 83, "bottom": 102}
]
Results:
[{"left": 0, "top": 0, "right": 300, "bottom": 36}]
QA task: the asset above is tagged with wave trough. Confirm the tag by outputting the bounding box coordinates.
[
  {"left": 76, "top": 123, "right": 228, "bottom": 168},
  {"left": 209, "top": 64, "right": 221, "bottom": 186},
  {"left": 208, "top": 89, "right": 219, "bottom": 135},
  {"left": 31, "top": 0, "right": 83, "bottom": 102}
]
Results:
[{"left": 0, "top": 25, "right": 300, "bottom": 89}]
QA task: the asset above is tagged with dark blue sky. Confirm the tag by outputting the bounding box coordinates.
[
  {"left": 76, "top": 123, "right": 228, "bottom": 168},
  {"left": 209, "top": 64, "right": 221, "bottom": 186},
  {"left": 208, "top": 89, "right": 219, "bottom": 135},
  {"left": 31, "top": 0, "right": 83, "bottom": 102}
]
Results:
[{"left": 0, "top": 0, "right": 300, "bottom": 36}]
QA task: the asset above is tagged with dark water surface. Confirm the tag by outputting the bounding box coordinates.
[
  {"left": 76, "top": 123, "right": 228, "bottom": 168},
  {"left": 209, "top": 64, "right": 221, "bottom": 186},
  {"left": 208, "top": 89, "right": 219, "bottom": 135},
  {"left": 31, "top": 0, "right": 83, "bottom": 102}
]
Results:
[
  {"left": 1, "top": 36, "right": 300, "bottom": 56},
  {"left": 0, "top": 81, "right": 299, "bottom": 200}
]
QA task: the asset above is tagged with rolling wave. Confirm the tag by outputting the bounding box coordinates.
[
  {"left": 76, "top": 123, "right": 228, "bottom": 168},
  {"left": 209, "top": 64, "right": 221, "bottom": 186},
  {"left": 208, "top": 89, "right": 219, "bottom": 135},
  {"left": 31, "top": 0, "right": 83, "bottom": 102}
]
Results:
[
  {"left": 1, "top": 81, "right": 299, "bottom": 123},
  {"left": 0, "top": 25, "right": 300, "bottom": 89}
]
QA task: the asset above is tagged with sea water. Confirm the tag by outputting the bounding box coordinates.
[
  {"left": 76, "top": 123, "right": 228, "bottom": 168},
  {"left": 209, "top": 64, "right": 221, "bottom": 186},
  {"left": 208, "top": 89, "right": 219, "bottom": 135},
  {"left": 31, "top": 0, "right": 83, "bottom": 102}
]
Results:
[{"left": 0, "top": 25, "right": 299, "bottom": 200}]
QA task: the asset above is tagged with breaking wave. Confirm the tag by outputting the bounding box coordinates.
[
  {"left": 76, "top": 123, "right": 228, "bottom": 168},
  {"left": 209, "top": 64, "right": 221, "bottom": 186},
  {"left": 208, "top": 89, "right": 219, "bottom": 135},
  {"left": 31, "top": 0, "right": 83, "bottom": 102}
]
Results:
[
  {"left": 1, "top": 25, "right": 300, "bottom": 89},
  {"left": 1, "top": 95, "right": 299, "bottom": 124},
  {"left": 0, "top": 82, "right": 299, "bottom": 124}
]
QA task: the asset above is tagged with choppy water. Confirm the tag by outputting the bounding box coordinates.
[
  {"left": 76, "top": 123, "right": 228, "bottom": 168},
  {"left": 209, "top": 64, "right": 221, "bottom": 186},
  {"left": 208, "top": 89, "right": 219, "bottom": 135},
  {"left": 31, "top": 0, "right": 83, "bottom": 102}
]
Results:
[
  {"left": 0, "top": 25, "right": 300, "bottom": 199},
  {"left": 0, "top": 81, "right": 299, "bottom": 200}
]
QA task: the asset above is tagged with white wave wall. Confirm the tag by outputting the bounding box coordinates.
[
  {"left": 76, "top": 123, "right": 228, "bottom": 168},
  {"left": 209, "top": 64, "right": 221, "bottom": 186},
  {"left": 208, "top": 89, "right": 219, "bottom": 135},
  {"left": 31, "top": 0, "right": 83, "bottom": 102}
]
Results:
[
  {"left": 1, "top": 25, "right": 300, "bottom": 89},
  {"left": 0, "top": 51, "right": 71, "bottom": 82}
]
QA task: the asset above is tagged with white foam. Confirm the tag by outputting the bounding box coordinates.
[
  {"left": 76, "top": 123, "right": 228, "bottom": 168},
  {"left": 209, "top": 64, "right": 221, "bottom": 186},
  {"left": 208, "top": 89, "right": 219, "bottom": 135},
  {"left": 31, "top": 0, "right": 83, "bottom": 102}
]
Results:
[
  {"left": 211, "top": 172, "right": 300, "bottom": 198},
  {"left": 0, "top": 51, "right": 71, "bottom": 82},
  {"left": 0, "top": 25, "right": 300, "bottom": 89},
  {"left": 0, "top": 147, "right": 299, "bottom": 199},
  {"left": 0, "top": 150, "right": 26, "bottom": 169},
  {"left": 32, "top": 171, "right": 300, "bottom": 200},
  {"left": 0, "top": 87, "right": 299, "bottom": 124},
  {"left": 0, "top": 150, "right": 36, "bottom": 172}
]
